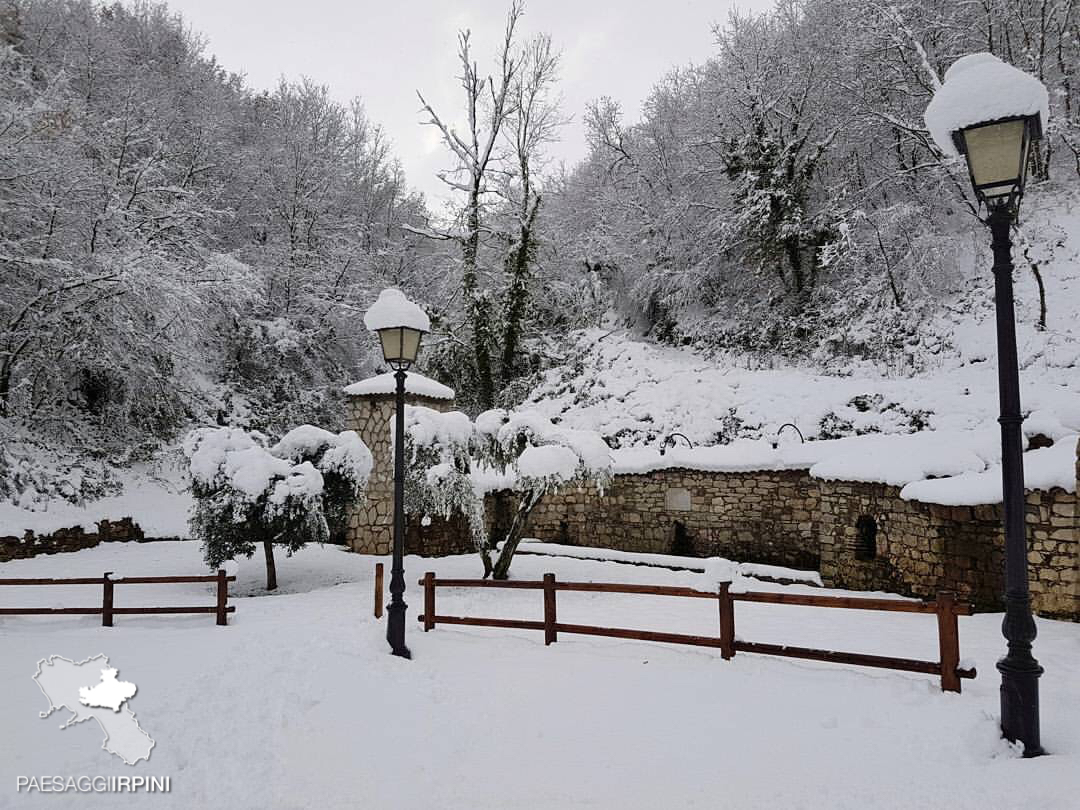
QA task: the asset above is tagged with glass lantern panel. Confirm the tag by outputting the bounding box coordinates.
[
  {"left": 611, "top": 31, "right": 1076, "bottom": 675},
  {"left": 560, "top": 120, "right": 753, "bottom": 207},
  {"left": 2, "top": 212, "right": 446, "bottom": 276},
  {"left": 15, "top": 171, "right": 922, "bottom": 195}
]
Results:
[
  {"left": 379, "top": 327, "right": 405, "bottom": 362},
  {"left": 962, "top": 119, "right": 1027, "bottom": 198},
  {"left": 400, "top": 327, "right": 422, "bottom": 363},
  {"left": 378, "top": 326, "right": 422, "bottom": 366}
]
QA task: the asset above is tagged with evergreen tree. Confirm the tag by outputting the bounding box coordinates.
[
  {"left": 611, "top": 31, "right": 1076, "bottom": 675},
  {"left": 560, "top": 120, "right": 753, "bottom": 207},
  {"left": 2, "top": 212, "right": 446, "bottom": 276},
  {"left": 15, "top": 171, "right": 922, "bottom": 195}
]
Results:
[{"left": 183, "top": 425, "right": 371, "bottom": 589}]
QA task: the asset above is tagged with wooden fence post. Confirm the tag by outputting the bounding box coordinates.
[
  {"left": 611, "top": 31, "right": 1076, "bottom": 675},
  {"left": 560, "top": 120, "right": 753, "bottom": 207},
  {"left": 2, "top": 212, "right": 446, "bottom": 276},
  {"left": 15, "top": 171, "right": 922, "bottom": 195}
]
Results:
[
  {"left": 543, "top": 573, "right": 557, "bottom": 645},
  {"left": 101, "top": 572, "right": 113, "bottom": 627},
  {"left": 374, "top": 563, "right": 384, "bottom": 619},
  {"left": 216, "top": 569, "right": 229, "bottom": 626},
  {"left": 718, "top": 581, "right": 735, "bottom": 660},
  {"left": 423, "top": 572, "right": 436, "bottom": 631},
  {"left": 936, "top": 591, "right": 961, "bottom": 693}
]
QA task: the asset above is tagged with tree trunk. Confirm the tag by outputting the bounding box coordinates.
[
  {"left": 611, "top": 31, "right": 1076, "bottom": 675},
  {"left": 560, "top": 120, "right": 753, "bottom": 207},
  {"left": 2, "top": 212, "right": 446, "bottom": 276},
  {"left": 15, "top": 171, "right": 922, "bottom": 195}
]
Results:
[
  {"left": 1023, "top": 244, "right": 1048, "bottom": 330},
  {"left": 468, "top": 293, "right": 495, "bottom": 410},
  {"left": 491, "top": 489, "right": 542, "bottom": 580},
  {"left": 461, "top": 180, "right": 495, "bottom": 410},
  {"left": 500, "top": 196, "right": 540, "bottom": 387},
  {"left": 262, "top": 539, "right": 278, "bottom": 591},
  {"left": 785, "top": 237, "right": 805, "bottom": 293},
  {"left": 0, "top": 360, "right": 10, "bottom": 418}
]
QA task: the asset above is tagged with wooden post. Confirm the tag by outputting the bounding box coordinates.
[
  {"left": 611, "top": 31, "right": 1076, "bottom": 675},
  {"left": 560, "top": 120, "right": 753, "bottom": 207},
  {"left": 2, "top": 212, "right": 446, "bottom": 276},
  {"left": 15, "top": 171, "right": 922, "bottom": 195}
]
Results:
[
  {"left": 936, "top": 591, "right": 961, "bottom": 693},
  {"left": 543, "top": 573, "right": 557, "bottom": 645},
  {"left": 216, "top": 569, "right": 229, "bottom": 626},
  {"left": 423, "top": 572, "right": 435, "bottom": 631},
  {"left": 374, "top": 562, "right": 384, "bottom": 619},
  {"left": 101, "top": 572, "right": 113, "bottom": 627},
  {"left": 718, "top": 581, "right": 735, "bottom": 660}
]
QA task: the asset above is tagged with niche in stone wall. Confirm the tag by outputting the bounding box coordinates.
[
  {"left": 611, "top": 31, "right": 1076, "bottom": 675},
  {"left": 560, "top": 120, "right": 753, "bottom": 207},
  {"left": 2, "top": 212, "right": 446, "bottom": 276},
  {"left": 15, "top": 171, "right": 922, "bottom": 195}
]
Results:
[
  {"left": 671, "top": 521, "right": 695, "bottom": 556},
  {"left": 559, "top": 520, "right": 574, "bottom": 546},
  {"left": 854, "top": 515, "right": 878, "bottom": 561}
]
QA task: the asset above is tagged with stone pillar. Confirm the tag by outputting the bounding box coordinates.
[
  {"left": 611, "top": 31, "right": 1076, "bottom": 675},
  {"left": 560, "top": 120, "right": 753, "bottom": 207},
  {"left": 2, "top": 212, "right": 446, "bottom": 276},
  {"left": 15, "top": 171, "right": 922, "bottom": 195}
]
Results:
[
  {"left": 1070, "top": 437, "right": 1080, "bottom": 616},
  {"left": 1042, "top": 438, "right": 1080, "bottom": 620},
  {"left": 343, "top": 382, "right": 454, "bottom": 554}
]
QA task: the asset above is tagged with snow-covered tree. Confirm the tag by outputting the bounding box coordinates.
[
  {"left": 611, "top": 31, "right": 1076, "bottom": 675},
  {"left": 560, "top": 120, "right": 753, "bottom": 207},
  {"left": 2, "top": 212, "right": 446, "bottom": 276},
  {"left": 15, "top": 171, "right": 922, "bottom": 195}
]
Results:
[
  {"left": 404, "top": 405, "right": 611, "bottom": 579},
  {"left": 417, "top": 1, "right": 567, "bottom": 412},
  {"left": 183, "top": 425, "right": 372, "bottom": 590},
  {"left": 0, "top": 1, "right": 434, "bottom": 504}
]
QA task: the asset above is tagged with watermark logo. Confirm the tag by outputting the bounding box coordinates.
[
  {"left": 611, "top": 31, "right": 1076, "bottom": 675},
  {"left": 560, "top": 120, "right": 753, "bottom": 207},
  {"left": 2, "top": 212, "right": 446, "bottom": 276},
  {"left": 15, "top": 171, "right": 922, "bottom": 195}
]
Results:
[
  {"left": 33, "top": 654, "right": 155, "bottom": 766},
  {"left": 16, "top": 655, "right": 171, "bottom": 794},
  {"left": 16, "top": 775, "right": 170, "bottom": 794}
]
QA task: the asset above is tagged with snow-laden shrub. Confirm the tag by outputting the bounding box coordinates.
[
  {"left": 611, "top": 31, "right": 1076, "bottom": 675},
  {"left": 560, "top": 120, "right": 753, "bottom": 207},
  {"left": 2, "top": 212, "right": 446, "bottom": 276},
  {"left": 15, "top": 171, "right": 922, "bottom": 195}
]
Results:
[
  {"left": 183, "top": 425, "right": 371, "bottom": 590},
  {"left": 0, "top": 430, "right": 119, "bottom": 508},
  {"left": 404, "top": 405, "right": 612, "bottom": 579},
  {"left": 271, "top": 425, "right": 373, "bottom": 543},
  {"left": 404, "top": 407, "right": 486, "bottom": 549}
]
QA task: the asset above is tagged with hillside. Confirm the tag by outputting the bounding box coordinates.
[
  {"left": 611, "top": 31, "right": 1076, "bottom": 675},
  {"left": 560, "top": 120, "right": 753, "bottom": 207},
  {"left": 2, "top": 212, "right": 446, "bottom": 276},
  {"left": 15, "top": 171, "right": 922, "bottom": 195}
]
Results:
[{"left": 524, "top": 182, "right": 1080, "bottom": 452}]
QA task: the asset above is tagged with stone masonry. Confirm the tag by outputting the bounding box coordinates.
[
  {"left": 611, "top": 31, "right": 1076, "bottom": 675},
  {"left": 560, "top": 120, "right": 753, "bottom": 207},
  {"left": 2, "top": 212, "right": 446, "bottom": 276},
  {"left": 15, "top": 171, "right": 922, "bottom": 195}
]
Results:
[
  {"left": 0, "top": 517, "right": 145, "bottom": 562},
  {"left": 344, "top": 387, "right": 473, "bottom": 557},
  {"left": 817, "top": 479, "right": 1078, "bottom": 618},
  {"left": 345, "top": 381, "right": 1080, "bottom": 621},
  {"left": 513, "top": 469, "right": 820, "bottom": 571}
]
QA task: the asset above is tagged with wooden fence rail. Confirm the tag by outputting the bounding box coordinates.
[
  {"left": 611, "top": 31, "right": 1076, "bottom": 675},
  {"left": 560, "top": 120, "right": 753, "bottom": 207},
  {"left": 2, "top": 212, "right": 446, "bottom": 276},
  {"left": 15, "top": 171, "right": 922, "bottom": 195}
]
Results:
[
  {"left": 417, "top": 573, "right": 977, "bottom": 693},
  {"left": 0, "top": 571, "right": 236, "bottom": 626}
]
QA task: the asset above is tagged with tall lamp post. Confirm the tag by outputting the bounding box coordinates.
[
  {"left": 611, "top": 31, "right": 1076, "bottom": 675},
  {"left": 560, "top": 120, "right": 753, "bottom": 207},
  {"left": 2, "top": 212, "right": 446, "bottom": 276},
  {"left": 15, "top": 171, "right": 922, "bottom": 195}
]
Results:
[
  {"left": 925, "top": 53, "right": 1049, "bottom": 757},
  {"left": 364, "top": 288, "right": 431, "bottom": 659}
]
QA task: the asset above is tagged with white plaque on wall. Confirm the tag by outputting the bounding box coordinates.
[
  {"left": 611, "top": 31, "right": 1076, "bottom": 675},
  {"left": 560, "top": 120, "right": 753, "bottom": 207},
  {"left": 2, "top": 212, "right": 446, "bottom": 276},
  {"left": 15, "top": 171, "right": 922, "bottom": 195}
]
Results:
[{"left": 665, "top": 487, "right": 692, "bottom": 511}]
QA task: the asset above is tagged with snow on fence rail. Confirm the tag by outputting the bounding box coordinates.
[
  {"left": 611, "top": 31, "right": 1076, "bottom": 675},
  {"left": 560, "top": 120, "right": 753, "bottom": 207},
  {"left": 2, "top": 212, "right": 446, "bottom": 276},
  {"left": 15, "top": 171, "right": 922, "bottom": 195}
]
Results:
[
  {"left": 417, "top": 574, "right": 977, "bottom": 693},
  {"left": 0, "top": 571, "right": 236, "bottom": 626}
]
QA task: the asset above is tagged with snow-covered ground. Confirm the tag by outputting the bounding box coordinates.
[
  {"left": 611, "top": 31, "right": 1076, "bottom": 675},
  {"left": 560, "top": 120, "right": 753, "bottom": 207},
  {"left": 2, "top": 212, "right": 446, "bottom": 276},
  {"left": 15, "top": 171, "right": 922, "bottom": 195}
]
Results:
[
  {"left": 525, "top": 183, "right": 1080, "bottom": 462},
  {"left": 0, "top": 462, "right": 193, "bottom": 539},
  {"left": 514, "top": 540, "right": 825, "bottom": 587},
  {"left": 1, "top": 542, "right": 1078, "bottom": 809},
  {"left": 526, "top": 327, "right": 1080, "bottom": 452}
]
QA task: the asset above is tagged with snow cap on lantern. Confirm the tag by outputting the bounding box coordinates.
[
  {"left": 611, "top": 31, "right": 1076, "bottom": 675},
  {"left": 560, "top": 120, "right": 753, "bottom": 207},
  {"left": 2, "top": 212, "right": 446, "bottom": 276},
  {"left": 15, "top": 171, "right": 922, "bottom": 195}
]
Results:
[
  {"left": 924, "top": 52, "right": 1049, "bottom": 158},
  {"left": 364, "top": 288, "right": 430, "bottom": 370},
  {"left": 363, "top": 288, "right": 431, "bottom": 332}
]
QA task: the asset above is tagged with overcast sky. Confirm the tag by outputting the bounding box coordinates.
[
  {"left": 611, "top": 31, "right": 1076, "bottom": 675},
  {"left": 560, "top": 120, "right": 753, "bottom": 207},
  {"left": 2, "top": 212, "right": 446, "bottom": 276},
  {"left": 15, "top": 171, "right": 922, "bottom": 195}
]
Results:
[{"left": 165, "top": 0, "right": 768, "bottom": 210}]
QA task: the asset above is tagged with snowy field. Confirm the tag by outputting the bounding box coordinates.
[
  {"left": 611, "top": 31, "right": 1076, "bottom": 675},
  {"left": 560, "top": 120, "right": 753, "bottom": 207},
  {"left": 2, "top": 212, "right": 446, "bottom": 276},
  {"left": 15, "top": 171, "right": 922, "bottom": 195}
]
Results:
[{"left": 1, "top": 542, "right": 1078, "bottom": 809}]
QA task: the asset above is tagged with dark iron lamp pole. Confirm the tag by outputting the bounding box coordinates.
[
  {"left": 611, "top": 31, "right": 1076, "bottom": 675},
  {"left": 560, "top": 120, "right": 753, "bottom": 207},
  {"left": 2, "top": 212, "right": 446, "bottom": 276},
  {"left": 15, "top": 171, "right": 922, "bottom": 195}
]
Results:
[
  {"left": 386, "top": 366, "right": 411, "bottom": 659},
  {"left": 987, "top": 199, "right": 1042, "bottom": 756}
]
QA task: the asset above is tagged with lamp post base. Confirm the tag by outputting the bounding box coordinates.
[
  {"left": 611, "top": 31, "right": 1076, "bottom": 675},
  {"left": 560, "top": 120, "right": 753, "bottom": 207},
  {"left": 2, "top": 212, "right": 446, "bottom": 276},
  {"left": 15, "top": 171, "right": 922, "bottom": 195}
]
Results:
[
  {"left": 386, "top": 599, "right": 411, "bottom": 659},
  {"left": 997, "top": 591, "right": 1043, "bottom": 756},
  {"left": 997, "top": 665, "right": 1043, "bottom": 757}
]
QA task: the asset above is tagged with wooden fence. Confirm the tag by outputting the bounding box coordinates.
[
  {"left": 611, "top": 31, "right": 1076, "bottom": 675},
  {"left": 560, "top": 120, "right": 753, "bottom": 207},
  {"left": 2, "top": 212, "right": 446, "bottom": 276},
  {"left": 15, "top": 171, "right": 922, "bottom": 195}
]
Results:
[
  {"left": 374, "top": 562, "right": 384, "bottom": 618},
  {"left": 0, "top": 571, "right": 236, "bottom": 626},
  {"left": 417, "top": 573, "right": 977, "bottom": 693}
]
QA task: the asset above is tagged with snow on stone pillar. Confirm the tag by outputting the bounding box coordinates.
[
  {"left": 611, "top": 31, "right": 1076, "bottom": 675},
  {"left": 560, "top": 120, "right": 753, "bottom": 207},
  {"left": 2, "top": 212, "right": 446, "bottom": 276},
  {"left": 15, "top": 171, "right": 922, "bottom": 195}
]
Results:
[{"left": 342, "top": 372, "right": 455, "bottom": 554}]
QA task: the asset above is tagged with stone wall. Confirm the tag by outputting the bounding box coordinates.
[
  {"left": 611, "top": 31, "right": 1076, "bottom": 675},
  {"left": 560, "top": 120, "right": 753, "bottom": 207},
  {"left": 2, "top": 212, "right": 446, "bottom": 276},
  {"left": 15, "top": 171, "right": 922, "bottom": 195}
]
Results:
[
  {"left": 507, "top": 469, "right": 820, "bottom": 570},
  {"left": 818, "top": 481, "right": 1078, "bottom": 618},
  {"left": 344, "top": 385, "right": 1080, "bottom": 620},
  {"left": 0, "top": 517, "right": 145, "bottom": 562},
  {"left": 344, "top": 392, "right": 474, "bottom": 557}
]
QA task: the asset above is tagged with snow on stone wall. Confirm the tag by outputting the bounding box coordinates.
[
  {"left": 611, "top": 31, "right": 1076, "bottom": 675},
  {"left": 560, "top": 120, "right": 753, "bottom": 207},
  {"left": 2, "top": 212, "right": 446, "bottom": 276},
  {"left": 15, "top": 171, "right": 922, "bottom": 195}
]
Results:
[
  {"left": 343, "top": 384, "right": 1080, "bottom": 619},
  {"left": 343, "top": 372, "right": 454, "bottom": 400},
  {"left": 0, "top": 518, "right": 147, "bottom": 562},
  {"left": 818, "top": 477, "right": 1077, "bottom": 619}
]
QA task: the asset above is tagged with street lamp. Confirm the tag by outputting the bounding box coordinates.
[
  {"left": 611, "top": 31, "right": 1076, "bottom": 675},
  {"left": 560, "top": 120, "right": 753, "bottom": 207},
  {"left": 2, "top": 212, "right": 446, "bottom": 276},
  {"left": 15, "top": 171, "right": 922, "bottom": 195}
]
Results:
[
  {"left": 925, "top": 53, "right": 1049, "bottom": 757},
  {"left": 364, "top": 288, "right": 431, "bottom": 659}
]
